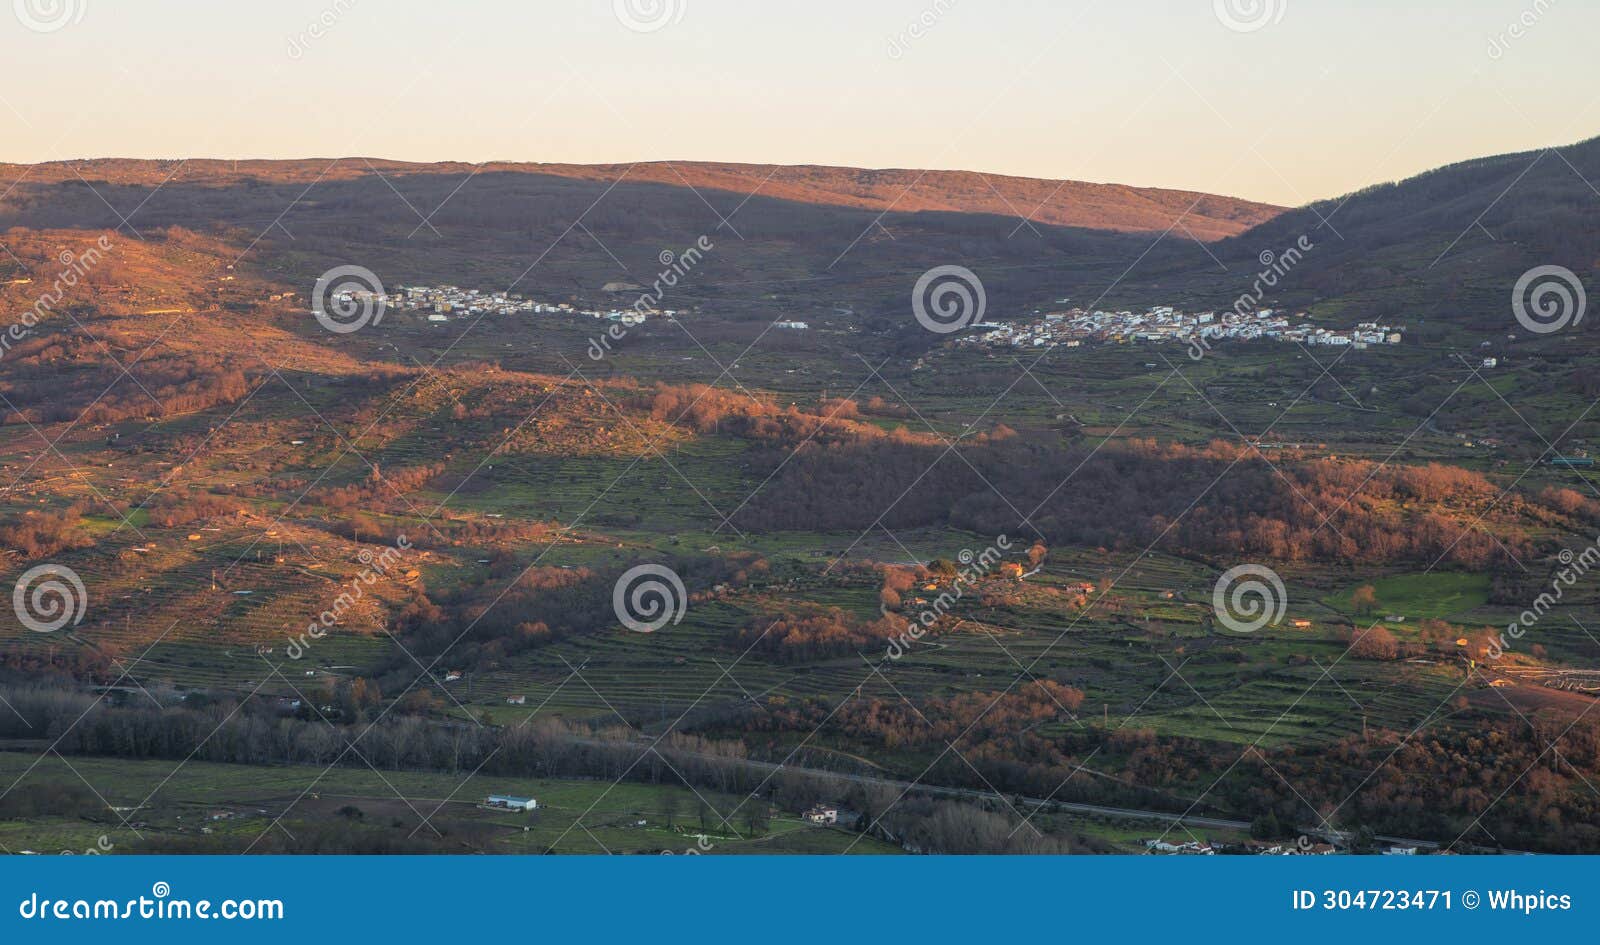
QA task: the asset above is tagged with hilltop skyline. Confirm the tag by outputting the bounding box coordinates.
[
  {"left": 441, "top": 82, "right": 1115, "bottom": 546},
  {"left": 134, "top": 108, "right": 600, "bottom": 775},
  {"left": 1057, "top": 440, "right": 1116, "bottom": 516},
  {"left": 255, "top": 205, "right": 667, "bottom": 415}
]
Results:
[{"left": 3, "top": 0, "right": 1595, "bottom": 205}]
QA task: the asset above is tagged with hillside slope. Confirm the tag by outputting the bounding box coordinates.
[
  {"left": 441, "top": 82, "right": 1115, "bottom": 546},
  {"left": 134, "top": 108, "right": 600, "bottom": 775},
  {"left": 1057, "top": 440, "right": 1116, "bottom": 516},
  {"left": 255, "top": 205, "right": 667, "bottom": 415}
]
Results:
[{"left": 1185, "top": 134, "right": 1600, "bottom": 327}]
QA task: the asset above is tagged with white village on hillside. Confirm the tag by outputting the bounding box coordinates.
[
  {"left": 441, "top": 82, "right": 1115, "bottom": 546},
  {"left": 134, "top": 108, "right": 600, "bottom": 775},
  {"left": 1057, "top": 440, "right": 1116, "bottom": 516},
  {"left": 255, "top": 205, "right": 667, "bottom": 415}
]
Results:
[
  {"left": 395, "top": 284, "right": 679, "bottom": 326},
  {"left": 960, "top": 305, "right": 1403, "bottom": 353},
  {"left": 318, "top": 283, "right": 681, "bottom": 327}
]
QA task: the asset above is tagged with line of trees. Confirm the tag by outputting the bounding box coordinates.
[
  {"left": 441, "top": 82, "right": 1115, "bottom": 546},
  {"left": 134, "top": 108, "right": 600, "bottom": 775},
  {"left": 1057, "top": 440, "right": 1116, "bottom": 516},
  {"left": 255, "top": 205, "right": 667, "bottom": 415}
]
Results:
[{"left": 0, "top": 680, "right": 1083, "bottom": 854}]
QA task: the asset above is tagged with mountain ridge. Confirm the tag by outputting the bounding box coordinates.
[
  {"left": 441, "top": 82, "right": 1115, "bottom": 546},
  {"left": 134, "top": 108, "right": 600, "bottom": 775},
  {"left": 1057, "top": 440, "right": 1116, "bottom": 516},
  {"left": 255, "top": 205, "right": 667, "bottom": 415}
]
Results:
[{"left": 0, "top": 157, "right": 1286, "bottom": 242}]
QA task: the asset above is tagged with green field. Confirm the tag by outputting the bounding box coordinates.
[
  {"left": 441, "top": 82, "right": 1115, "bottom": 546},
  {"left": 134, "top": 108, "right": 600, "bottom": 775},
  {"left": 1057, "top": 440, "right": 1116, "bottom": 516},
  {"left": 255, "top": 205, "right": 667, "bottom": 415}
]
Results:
[
  {"left": 1325, "top": 572, "right": 1493, "bottom": 622},
  {"left": 0, "top": 754, "right": 899, "bottom": 856}
]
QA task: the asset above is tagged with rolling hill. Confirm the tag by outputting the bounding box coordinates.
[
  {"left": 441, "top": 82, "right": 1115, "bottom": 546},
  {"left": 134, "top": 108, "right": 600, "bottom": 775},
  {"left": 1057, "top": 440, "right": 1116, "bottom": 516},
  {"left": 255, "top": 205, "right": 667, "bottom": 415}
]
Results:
[
  {"left": 1180, "top": 134, "right": 1600, "bottom": 329},
  {"left": 0, "top": 158, "right": 1284, "bottom": 241}
]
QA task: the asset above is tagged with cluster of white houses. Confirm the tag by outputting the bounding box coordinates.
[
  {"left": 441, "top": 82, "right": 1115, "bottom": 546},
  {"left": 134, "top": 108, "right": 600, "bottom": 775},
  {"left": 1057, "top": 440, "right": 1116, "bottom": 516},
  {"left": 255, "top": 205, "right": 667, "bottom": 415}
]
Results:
[
  {"left": 394, "top": 285, "right": 676, "bottom": 327},
  {"left": 960, "top": 306, "right": 1402, "bottom": 353}
]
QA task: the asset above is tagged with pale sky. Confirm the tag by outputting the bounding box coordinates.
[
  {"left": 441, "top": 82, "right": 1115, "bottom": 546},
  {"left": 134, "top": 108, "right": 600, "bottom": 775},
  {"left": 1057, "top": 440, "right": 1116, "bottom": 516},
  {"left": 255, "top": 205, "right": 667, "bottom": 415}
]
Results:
[{"left": 3, "top": 0, "right": 1596, "bottom": 206}]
